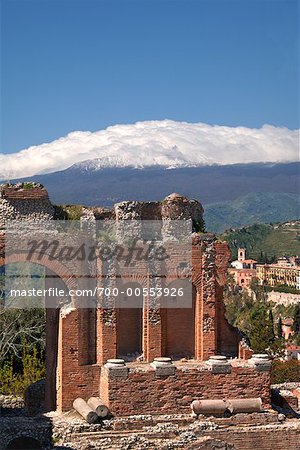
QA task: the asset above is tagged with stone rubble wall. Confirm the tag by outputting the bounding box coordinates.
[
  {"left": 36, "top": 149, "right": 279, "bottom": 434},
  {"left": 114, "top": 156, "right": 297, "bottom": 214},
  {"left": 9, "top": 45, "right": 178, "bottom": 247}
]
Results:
[
  {"left": 267, "top": 290, "right": 300, "bottom": 306},
  {"left": 0, "top": 417, "right": 52, "bottom": 450},
  {"left": 0, "top": 187, "right": 54, "bottom": 230},
  {"left": 114, "top": 193, "right": 203, "bottom": 223},
  {"left": 49, "top": 413, "right": 300, "bottom": 450},
  {"left": 0, "top": 395, "right": 24, "bottom": 411}
]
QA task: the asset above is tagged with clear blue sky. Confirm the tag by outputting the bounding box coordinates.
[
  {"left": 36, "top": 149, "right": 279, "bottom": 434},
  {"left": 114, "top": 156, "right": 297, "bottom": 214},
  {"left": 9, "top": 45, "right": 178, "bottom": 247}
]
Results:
[{"left": 1, "top": 0, "right": 299, "bottom": 154}]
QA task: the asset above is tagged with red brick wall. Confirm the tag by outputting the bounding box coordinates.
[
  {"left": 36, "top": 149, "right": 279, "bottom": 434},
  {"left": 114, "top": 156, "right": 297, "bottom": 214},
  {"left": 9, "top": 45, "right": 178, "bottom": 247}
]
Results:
[
  {"left": 215, "top": 241, "right": 239, "bottom": 356},
  {"left": 238, "top": 342, "right": 254, "bottom": 360},
  {"left": 198, "top": 427, "right": 300, "bottom": 450},
  {"left": 100, "top": 363, "right": 270, "bottom": 416},
  {"left": 78, "top": 308, "right": 97, "bottom": 365},
  {"left": 97, "top": 309, "right": 117, "bottom": 364},
  {"left": 163, "top": 296, "right": 195, "bottom": 358},
  {"left": 1, "top": 187, "right": 49, "bottom": 200},
  {"left": 57, "top": 310, "right": 100, "bottom": 412},
  {"left": 117, "top": 307, "right": 143, "bottom": 356},
  {"left": 93, "top": 237, "right": 239, "bottom": 366}
]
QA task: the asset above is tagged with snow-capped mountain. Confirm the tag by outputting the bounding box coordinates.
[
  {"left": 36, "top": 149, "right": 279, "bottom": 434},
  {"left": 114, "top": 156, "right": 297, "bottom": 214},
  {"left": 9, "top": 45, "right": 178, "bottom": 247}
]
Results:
[
  {"left": 1, "top": 120, "right": 298, "bottom": 179},
  {"left": 71, "top": 152, "right": 197, "bottom": 172},
  {"left": 8, "top": 162, "right": 300, "bottom": 232}
]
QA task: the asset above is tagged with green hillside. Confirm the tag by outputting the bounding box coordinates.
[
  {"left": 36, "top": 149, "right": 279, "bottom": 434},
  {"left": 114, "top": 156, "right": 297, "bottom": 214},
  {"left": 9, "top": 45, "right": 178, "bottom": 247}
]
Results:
[
  {"left": 220, "top": 220, "right": 300, "bottom": 261},
  {"left": 204, "top": 192, "right": 299, "bottom": 233}
]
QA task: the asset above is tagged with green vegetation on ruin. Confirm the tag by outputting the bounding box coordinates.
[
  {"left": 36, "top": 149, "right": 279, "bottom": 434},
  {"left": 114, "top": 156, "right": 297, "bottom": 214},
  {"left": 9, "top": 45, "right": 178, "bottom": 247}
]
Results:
[{"left": 54, "top": 204, "right": 83, "bottom": 220}]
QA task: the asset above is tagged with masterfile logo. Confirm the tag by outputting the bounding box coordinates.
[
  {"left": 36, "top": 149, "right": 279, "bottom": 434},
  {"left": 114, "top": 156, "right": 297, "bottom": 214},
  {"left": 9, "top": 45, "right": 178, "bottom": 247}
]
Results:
[{"left": 3, "top": 219, "right": 193, "bottom": 310}]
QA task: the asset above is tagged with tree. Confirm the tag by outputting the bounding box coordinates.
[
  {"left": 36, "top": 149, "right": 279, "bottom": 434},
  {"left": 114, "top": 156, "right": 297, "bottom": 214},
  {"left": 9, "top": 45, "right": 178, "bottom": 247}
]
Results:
[
  {"left": 224, "top": 274, "right": 285, "bottom": 357},
  {"left": 248, "top": 305, "right": 275, "bottom": 354},
  {"left": 0, "top": 308, "right": 45, "bottom": 362},
  {"left": 269, "top": 309, "right": 275, "bottom": 333},
  {"left": 292, "top": 303, "right": 300, "bottom": 334},
  {"left": 250, "top": 278, "right": 268, "bottom": 303},
  {"left": 0, "top": 343, "right": 45, "bottom": 396},
  {"left": 277, "top": 316, "right": 283, "bottom": 339},
  {"left": 193, "top": 218, "right": 205, "bottom": 233}
]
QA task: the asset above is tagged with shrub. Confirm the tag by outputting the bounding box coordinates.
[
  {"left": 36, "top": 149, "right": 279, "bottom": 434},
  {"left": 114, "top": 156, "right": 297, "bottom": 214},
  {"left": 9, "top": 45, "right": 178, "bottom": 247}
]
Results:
[
  {"left": 193, "top": 218, "right": 205, "bottom": 233},
  {"left": 0, "top": 344, "right": 45, "bottom": 397},
  {"left": 54, "top": 204, "right": 83, "bottom": 220},
  {"left": 271, "top": 360, "right": 300, "bottom": 384},
  {"left": 22, "top": 182, "right": 35, "bottom": 190}
]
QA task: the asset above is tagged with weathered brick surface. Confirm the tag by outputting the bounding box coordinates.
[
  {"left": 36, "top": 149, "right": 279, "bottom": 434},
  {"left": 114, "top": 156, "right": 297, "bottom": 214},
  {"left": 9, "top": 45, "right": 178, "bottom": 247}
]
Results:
[
  {"left": 56, "top": 309, "right": 101, "bottom": 412},
  {"left": 199, "top": 425, "right": 300, "bottom": 450},
  {"left": 100, "top": 363, "right": 271, "bottom": 416},
  {"left": 238, "top": 341, "right": 254, "bottom": 360},
  {"left": 117, "top": 306, "right": 143, "bottom": 356},
  {"left": 0, "top": 186, "right": 49, "bottom": 200}
]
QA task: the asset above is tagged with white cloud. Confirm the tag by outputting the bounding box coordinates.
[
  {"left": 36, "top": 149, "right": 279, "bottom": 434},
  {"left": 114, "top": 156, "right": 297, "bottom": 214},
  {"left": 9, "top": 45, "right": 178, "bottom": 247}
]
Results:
[{"left": 0, "top": 120, "right": 298, "bottom": 179}]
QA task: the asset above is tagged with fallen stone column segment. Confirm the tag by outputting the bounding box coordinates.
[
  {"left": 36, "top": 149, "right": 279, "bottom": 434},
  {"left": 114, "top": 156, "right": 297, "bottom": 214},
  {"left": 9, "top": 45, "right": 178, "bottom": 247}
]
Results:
[
  {"left": 73, "top": 398, "right": 98, "bottom": 424},
  {"left": 87, "top": 397, "right": 109, "bottom": 418},
  {"left": 227, "top": 397, "right": 262, "bottom": 413},
  {"left": 191, "top": 399, "right": 229, "bottom": 415}
]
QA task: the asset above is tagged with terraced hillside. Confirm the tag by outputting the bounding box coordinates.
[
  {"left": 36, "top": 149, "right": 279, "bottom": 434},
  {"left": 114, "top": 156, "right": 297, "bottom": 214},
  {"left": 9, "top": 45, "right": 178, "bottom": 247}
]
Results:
[{"left": 220, "top": 221, "right": 300, "bottom": 262}]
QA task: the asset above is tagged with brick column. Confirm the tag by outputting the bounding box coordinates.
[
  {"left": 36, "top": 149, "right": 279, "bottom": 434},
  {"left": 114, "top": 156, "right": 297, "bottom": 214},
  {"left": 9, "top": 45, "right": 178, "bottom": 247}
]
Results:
[
  {"left": 214, "top": 241, "right": 239, "bottom": 356},
  {"left": 57, "top": 308, "right": 100, "bottom": 412},
  {"left": 56, "top": 309, "right": 79, "bottom": 412},
  {"left": 200, "top": 236, "right": 217, "bottom": 360},
  {"left": 194, "top": 289, "right": 202, "bottom": 360},
  {"left": 97, "top": 308, "right": 117, "bottom": 364},
  {"left": 45, "top": 268, "right": 60, "bottom": 411},
  {"left": 142, "top": 274, "right": 163, "bottom": 362},
  {"left": 143, "top": 305, "right": 163, "bottom": 362},
  {"left": 45, "top": 307, "right": 59, "bottom": 411}
]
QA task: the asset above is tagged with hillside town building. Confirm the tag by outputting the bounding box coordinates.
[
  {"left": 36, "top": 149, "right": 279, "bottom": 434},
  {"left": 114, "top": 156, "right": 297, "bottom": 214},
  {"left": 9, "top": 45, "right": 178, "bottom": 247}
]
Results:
[
  {"left": 256, "top": 263, "right": 300, "bottom": 290},
  {"left": 230, "top": 247, "right": 300, "bottom": 291},
  {"left": 229, "top": 248, "right": 257, "bottom": 289}
]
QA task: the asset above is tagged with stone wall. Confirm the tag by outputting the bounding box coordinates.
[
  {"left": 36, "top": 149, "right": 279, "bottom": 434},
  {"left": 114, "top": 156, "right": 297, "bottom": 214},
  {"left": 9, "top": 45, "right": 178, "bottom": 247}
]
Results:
[
  {"left": 114, "top": 192, "right": 203, "bottom": 224},
  {"left": 267, "top": 290, "right": 300, "bottom": 306},
  {"left": 0, "top": 395, "right": 24, "bottom": 411},
  {"left": 0, "top": 185, "right": 54, "bottom": 229},
  {"left": 0, "top": 417, "right": 52, "bottom": 450},
  {"left": 197, "top": 424, "right": 300, "bottom": 450}
]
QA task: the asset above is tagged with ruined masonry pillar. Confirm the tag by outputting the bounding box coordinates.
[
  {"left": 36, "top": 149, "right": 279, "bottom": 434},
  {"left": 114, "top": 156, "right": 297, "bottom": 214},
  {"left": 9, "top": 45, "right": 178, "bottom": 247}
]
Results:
[
  {"left": 200, "top": 236, "right": 217, "bottom": 360},
  {"left": 143, "top": 297, "right": 163, "bottom": 362},
  {"left": 97, "top": 308, "right": 118, "bottom": 364}
]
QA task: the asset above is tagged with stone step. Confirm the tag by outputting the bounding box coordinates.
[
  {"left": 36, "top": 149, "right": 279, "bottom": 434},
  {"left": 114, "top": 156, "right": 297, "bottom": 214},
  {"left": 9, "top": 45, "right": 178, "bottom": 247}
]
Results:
[
  {"left": 111, "top": 414, "right": 194, "bottom": 431},
  {"left": 59, "top": 427, "right": 187, "bottom": 450},
  {"left": 71, "top": 428, "right": 179, "bottom": 439}
]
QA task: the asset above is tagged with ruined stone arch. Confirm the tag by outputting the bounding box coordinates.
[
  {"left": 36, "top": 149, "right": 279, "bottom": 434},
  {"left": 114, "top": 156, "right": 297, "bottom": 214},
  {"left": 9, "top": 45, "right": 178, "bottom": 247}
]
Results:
[
  {"left": 2, "top": 251, "right": 79, "bottom": 293},
  {"left": 0, "top": 251, "right": 85, "bottom": 412},
  {"left": 6, "top": 436, "right": 42, "bottom": 450}
]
